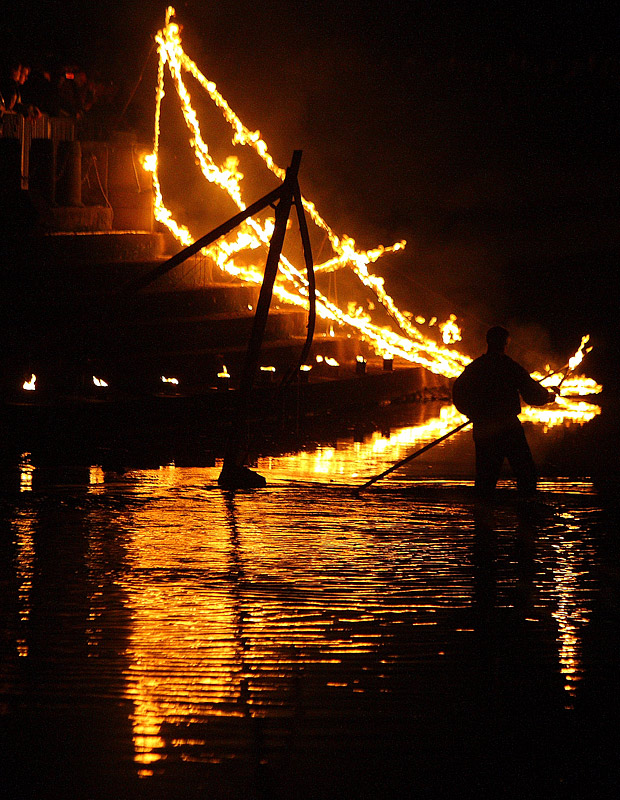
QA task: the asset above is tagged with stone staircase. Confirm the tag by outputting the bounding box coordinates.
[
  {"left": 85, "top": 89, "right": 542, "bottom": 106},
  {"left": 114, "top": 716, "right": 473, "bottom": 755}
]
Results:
[{"left": 3, "top": 226, "right": 451, "bottom": 402}]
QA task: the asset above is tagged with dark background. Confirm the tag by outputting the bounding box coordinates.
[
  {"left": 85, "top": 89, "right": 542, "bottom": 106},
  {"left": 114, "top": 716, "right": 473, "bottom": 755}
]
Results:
[{"left": 4, "top": 1, "right": 619, "bottom": 382}]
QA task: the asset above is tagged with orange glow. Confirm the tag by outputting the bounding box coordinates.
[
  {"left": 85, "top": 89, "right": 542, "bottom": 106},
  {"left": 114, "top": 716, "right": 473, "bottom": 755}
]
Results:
[
  {"left": 23, "top": 374, "right": 36, "bottom": 391},
  {"left": 146, "top": 8, "right": 601, "bottom": 426},
  {"left": 439, "top": 314, "right": 462, "bottom": 344},
  {"left": 147, "top": 8, "right": 472, "bottom": 377},
  {"left": 19, "top": 453, "right": 35, "bottom": 493},
  {"left": 14, "top": 507, "right": 36, "bottom": 657},
  {"left": 550, "top": 527, "right": 592, "bottom": 706}
]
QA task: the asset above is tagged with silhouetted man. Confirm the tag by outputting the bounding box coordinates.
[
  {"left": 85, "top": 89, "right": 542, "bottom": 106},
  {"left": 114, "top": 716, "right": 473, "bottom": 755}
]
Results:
[{"left": 452, "top": 326, "right": 555, "bottom": 498}]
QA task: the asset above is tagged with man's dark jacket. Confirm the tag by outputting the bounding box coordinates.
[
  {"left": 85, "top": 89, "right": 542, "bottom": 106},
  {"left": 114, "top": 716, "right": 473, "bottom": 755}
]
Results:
[{"left": 452, "top": 352, "right": 551, "bottom": 425}]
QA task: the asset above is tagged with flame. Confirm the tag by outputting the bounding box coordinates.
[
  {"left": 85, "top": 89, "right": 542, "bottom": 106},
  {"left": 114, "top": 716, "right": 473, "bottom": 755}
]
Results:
[
  {"left": 439, "top": 314, "right": 462, "bottom": 344},
  {"left": 568, "top": 334, "right": 591, "bottom": 372},
  {"left": 145, "top": 8, "right": 602, "bottom": 428},
  {"left": 217, "top": 365, "right": 230, "bottom": 379},
  {"left": 93, "top": 376, "right": 109, "bottom": 387},
  {"left": 147, "top": 8, "right": 471, "bottom": 378},
  {"left": 523, "top": 336, "right": 601, "bottom": 426},
  {"left": 161, "top": 376, "right": 179, "bottom": 384},
  {"left": 23, "top": 374, "right": 36, "bottom": 391}
]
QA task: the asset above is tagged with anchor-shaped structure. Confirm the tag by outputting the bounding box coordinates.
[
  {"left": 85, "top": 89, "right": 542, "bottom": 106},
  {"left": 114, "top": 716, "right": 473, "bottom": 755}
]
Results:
[{"left": 129, "top": 150, "right": 316, "bottom": 488}]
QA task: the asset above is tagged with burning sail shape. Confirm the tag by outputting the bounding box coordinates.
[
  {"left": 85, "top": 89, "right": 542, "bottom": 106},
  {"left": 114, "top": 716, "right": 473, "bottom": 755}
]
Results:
[{"left": 143, "top": 7, "right": 600, "bottom": 424}]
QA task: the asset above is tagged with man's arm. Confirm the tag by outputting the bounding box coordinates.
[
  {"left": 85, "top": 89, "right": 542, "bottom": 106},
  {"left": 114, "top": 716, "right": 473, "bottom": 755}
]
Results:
[{"left": 518, "top": 366, "right": 556, "bottom": 407}]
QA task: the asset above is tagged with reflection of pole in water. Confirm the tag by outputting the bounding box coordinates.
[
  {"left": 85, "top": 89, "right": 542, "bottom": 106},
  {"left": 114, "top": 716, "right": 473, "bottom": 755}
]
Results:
[{"left": 223, "top": 492, "right": 272, "bottom": 799}]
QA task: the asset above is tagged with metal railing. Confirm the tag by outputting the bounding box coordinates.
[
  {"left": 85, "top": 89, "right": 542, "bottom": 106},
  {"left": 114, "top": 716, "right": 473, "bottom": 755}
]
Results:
[{"left": 0, "top": 113, "right": 75, "bottom": 189}]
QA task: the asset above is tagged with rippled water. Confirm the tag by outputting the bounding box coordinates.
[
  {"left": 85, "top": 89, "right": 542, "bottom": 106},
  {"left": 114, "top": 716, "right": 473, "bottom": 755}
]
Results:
[{"left": 1, "top": 407, "right": 619, "bottom": 799}]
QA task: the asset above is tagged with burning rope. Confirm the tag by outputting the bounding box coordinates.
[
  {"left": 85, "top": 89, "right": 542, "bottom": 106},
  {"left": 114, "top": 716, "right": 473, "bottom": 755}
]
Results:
[{"left": 142, "top": 7, "right": 601, "bottom": 424}]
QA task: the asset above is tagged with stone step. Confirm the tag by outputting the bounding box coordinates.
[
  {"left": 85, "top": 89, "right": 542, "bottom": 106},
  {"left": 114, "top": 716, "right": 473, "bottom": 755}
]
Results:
[
  {"left": 109, "top": 307, "right": 309, "bottom": 354},
  {"left": 36, "top": 231, "right": 166, "bottom": 264}
]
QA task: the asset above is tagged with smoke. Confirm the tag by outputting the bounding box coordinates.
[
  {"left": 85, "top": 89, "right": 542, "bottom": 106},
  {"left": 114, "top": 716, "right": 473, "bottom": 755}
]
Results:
[{"left": 503, "top": 319, "right": 559, "bottom": 373}]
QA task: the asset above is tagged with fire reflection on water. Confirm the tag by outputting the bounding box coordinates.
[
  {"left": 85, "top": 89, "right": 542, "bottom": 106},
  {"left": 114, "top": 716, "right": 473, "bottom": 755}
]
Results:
[
  {"left": 546, "top": 511, "right": 597, "bottom": 708},
  {"left": 118, "top": 479, "right": 465, "bottom": 771},
  {"left": 255, "top": 400, "right": 600, "bottom": 484},
  {"left": 5, "top": 405, "right": 606, "bottom": 785},
  {"left": 103, "top": 465, "right": 602, "bottom": 773},
  {"left": 13, "top": 511, "right": 36, "bottom": 658}
]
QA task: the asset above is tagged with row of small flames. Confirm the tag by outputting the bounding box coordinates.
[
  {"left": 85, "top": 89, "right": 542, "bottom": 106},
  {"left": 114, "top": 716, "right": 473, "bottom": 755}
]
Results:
[
  {"left": 21, "top": 374, "right": 177, "bottom": 391},
  {"left": 19, "top": 356, "right": 382, "bottom": 392}
]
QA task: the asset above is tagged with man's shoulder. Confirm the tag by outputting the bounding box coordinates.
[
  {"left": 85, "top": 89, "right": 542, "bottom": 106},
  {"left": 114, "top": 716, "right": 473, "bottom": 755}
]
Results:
[
  {"left": 460, "top": 352, "right": 528, "bottom": 379},
  {"left": 464, "top": 352, "right": 504, "bottom": 371},
  {"left": 501, "top": 353, "right": 531, "bottom": 377}
]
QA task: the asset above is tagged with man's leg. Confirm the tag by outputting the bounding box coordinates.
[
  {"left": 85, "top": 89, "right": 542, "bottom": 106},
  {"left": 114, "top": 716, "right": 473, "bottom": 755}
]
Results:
[
  {"left": 505, "top": 424, "right": 538, "bottom": 496},
  {"left": 474, "top": 436, "right": 504, "bottom": 498}
]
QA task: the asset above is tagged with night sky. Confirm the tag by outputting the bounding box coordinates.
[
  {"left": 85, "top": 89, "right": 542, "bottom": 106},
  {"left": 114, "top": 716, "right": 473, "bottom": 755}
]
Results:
[{"left": 5, "top": 2, "right": 620, "bottom": 379}]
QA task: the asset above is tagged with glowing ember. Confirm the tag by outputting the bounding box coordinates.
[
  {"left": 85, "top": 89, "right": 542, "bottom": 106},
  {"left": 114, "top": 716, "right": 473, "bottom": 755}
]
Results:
[{"left": 23, "top": 375, "right": 36, "bottom": 391}]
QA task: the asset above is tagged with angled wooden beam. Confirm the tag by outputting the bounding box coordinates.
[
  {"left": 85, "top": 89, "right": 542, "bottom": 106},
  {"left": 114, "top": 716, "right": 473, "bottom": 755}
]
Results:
[
  {"left": 123, "top": 182, "right": 286, "bottom": 293},
  {"left": 218, "top": 151, "right": 303, "bottom": 488}
]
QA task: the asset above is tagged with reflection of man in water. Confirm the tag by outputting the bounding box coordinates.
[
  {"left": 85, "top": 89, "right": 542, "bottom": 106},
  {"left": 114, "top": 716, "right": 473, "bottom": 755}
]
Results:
[{"left": 452, "top": 326, "right": 555, "bottom": 498}]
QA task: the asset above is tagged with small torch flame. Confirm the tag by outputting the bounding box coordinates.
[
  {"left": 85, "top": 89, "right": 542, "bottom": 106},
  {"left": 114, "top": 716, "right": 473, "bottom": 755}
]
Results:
[
  {"left": 568, "top": 335, "right": 591, "bottom": 372},
  {"left": 23, "top": 374, "right": 36, "bottom": 391},
  {"left": 141, "top": 153, "right": 157, "bottom": 173},
  {"left": 439, "top": 314, "right": 462, "bottom": 345}
]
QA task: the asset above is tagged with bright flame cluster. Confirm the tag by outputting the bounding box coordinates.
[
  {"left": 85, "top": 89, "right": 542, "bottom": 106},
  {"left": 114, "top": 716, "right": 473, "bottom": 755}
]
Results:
[
  {"left": 144, "top": 8, "right": 601, "bottom": 425},
  {"left": 146, "top": 7, "right": 469, "bottom": 378}
]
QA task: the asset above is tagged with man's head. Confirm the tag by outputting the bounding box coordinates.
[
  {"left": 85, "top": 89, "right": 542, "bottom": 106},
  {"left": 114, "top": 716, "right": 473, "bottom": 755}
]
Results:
[{"left": 486, "top": 326, "right": 510, "bottom": 353}]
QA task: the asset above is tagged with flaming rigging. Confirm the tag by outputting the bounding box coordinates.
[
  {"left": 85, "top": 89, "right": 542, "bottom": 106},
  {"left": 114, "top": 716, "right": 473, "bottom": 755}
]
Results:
[{"left": 144, "top": 7, "right": 600, "bottom": 424}]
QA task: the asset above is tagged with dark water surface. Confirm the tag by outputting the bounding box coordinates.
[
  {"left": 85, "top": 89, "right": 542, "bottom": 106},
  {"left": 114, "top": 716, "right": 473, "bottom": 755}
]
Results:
[{"left": 1, "top": 406, "right": 619, "bottom": 799}]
